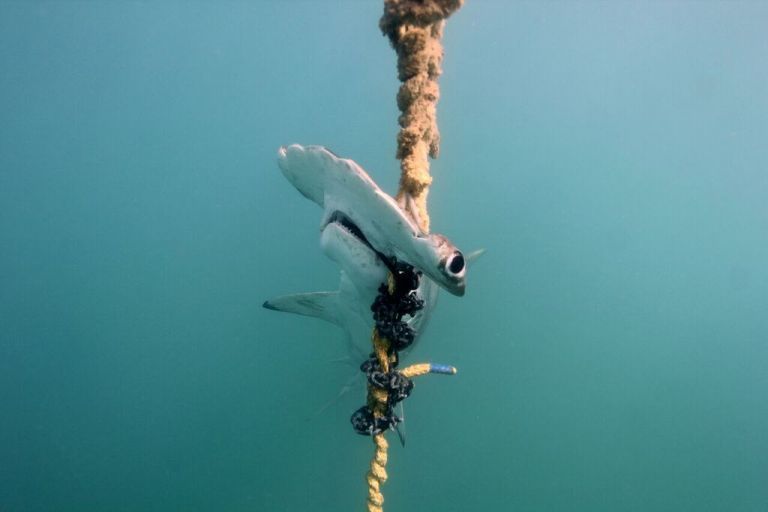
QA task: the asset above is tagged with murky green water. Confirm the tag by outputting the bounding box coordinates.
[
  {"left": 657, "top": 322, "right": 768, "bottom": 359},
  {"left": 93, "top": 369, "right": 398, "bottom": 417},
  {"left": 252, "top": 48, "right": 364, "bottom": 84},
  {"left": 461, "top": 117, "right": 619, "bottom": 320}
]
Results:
[{"left": 1, "top": 2, "right": 766, "bottom": 511}]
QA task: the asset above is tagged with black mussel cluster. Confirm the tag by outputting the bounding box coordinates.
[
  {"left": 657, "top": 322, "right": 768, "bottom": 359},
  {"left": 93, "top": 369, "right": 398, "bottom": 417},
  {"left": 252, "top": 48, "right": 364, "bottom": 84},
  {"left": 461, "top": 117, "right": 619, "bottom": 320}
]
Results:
[
  {"left": 350, "top": 260, "right": 424, "bottom": 437},
  {"left": 370, "top": 262, "right": 424, "bottom": 351},
  {"left": 351, "top": 355, "right": 415, "bottom": 436}
]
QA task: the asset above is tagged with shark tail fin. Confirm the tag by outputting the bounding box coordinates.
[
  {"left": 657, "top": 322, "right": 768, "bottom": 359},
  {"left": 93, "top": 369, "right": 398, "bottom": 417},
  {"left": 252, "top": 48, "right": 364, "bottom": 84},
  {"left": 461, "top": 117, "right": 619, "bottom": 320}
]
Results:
[{"left": 263, "top": 291, "right": 340, "bottom": 325}]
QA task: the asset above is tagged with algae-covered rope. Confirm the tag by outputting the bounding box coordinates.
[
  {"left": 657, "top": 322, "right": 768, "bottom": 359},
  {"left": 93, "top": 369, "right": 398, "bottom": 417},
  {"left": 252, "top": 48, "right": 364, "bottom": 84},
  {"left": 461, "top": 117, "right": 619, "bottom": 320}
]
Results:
[{"left": 381, "top": 0, "right": 463, "bottom": 234}]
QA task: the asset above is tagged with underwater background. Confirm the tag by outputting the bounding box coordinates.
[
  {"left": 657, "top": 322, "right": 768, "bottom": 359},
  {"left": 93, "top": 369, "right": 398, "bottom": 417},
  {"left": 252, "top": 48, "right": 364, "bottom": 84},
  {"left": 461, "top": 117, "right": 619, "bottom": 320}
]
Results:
[{"left": 1, "top": 1, "right": 767, "bottom": 511}]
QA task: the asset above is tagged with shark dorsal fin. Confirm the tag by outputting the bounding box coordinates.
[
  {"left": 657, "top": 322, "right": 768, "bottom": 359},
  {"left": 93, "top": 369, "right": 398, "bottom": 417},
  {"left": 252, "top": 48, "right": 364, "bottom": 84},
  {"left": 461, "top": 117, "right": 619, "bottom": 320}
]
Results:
[{"left": 263, "top": 291, "right": 340, "bottom": 325}]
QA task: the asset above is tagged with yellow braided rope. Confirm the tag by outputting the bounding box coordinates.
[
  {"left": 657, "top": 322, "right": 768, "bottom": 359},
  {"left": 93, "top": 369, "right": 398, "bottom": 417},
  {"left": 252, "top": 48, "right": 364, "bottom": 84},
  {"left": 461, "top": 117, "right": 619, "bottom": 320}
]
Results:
[
  {"left": 367, "top": 434, "right": 389, "bottom": 510},
  {"left": 365, "top": 331, "right": 457, "bottom": 512},
  {"left": 366, "top": 329, "right": 391, "bottom": 512},
  {"left": 401, "top": 363, "right": 435, "bottom": 378}
]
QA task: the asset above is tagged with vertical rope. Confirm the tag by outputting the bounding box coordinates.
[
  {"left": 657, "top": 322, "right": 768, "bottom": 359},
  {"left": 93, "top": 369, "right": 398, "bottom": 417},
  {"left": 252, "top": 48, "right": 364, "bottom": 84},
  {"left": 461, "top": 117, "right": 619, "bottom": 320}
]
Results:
[
  {"left": 363, "top": 2, "right": 463, "bottom": 510},
  {"left": 366, "top": 328, "right": 392, "bottom": 512},
  {"left": 380, "top": 0, "right": 464, "bottom": 233},
  {"left": 366, "top": 278, "right": 395, "bottom": 512}
]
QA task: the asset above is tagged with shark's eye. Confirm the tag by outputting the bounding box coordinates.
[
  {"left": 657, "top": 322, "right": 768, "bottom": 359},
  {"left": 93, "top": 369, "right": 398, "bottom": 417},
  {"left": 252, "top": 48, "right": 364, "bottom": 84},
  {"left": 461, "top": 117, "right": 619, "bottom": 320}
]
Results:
[{"left": 447, "top": 251, "right": 465, "bottom": 275}]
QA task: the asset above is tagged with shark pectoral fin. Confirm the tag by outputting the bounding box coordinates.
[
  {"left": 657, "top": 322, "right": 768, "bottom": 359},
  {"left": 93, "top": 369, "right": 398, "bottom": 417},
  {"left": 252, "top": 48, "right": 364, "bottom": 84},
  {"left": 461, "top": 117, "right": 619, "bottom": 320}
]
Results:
[{"left": 263, "top": 291, "right": 340, "bottom": 325}]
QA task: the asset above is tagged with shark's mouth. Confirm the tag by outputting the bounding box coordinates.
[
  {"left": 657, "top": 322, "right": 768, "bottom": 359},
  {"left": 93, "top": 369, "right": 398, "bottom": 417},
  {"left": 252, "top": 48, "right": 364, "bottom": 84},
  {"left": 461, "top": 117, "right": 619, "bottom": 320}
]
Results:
[
  {"left": 326, "top": 210, "right": 384, "bottom": 258},
  {"left": 326, "top": 211, "right": 402, "bottom": 274},
  {"left": 327, "top": 211, "right": 371, "bottom": 245}
]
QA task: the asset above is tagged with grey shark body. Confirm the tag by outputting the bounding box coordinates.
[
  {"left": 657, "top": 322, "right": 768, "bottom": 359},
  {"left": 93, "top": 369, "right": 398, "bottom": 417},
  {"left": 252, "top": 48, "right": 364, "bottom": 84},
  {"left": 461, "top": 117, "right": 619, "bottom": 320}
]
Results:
[{"left": 264, "top": 144, "right": 466, "bottom": 354}]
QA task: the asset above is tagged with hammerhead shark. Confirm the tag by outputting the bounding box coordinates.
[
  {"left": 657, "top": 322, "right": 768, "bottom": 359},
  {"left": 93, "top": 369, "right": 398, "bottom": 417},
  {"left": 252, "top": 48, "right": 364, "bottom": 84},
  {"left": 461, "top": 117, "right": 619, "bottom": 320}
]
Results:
[{"left": 263, "top": 144, "right": 469, "bottom": 356}]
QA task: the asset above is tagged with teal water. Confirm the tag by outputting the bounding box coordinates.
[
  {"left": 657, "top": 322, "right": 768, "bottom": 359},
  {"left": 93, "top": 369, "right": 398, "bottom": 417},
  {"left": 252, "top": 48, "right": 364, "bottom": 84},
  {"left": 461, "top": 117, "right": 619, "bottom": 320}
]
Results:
[{"left": 1, "top": 2, "right": 767, "bottom": 511}]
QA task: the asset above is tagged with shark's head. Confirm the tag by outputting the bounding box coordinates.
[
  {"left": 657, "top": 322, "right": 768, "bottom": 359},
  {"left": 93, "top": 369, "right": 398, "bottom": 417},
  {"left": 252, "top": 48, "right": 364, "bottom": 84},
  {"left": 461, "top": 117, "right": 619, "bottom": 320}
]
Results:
[
  {"left": 277, "top": 144, "right": 468, "bottom": 297},
  {"left": 322, "top": 208, "right": 466, "bottom": 297},
  {"left": 409, "top": 233, "right": 466, "bottom": 297}
]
